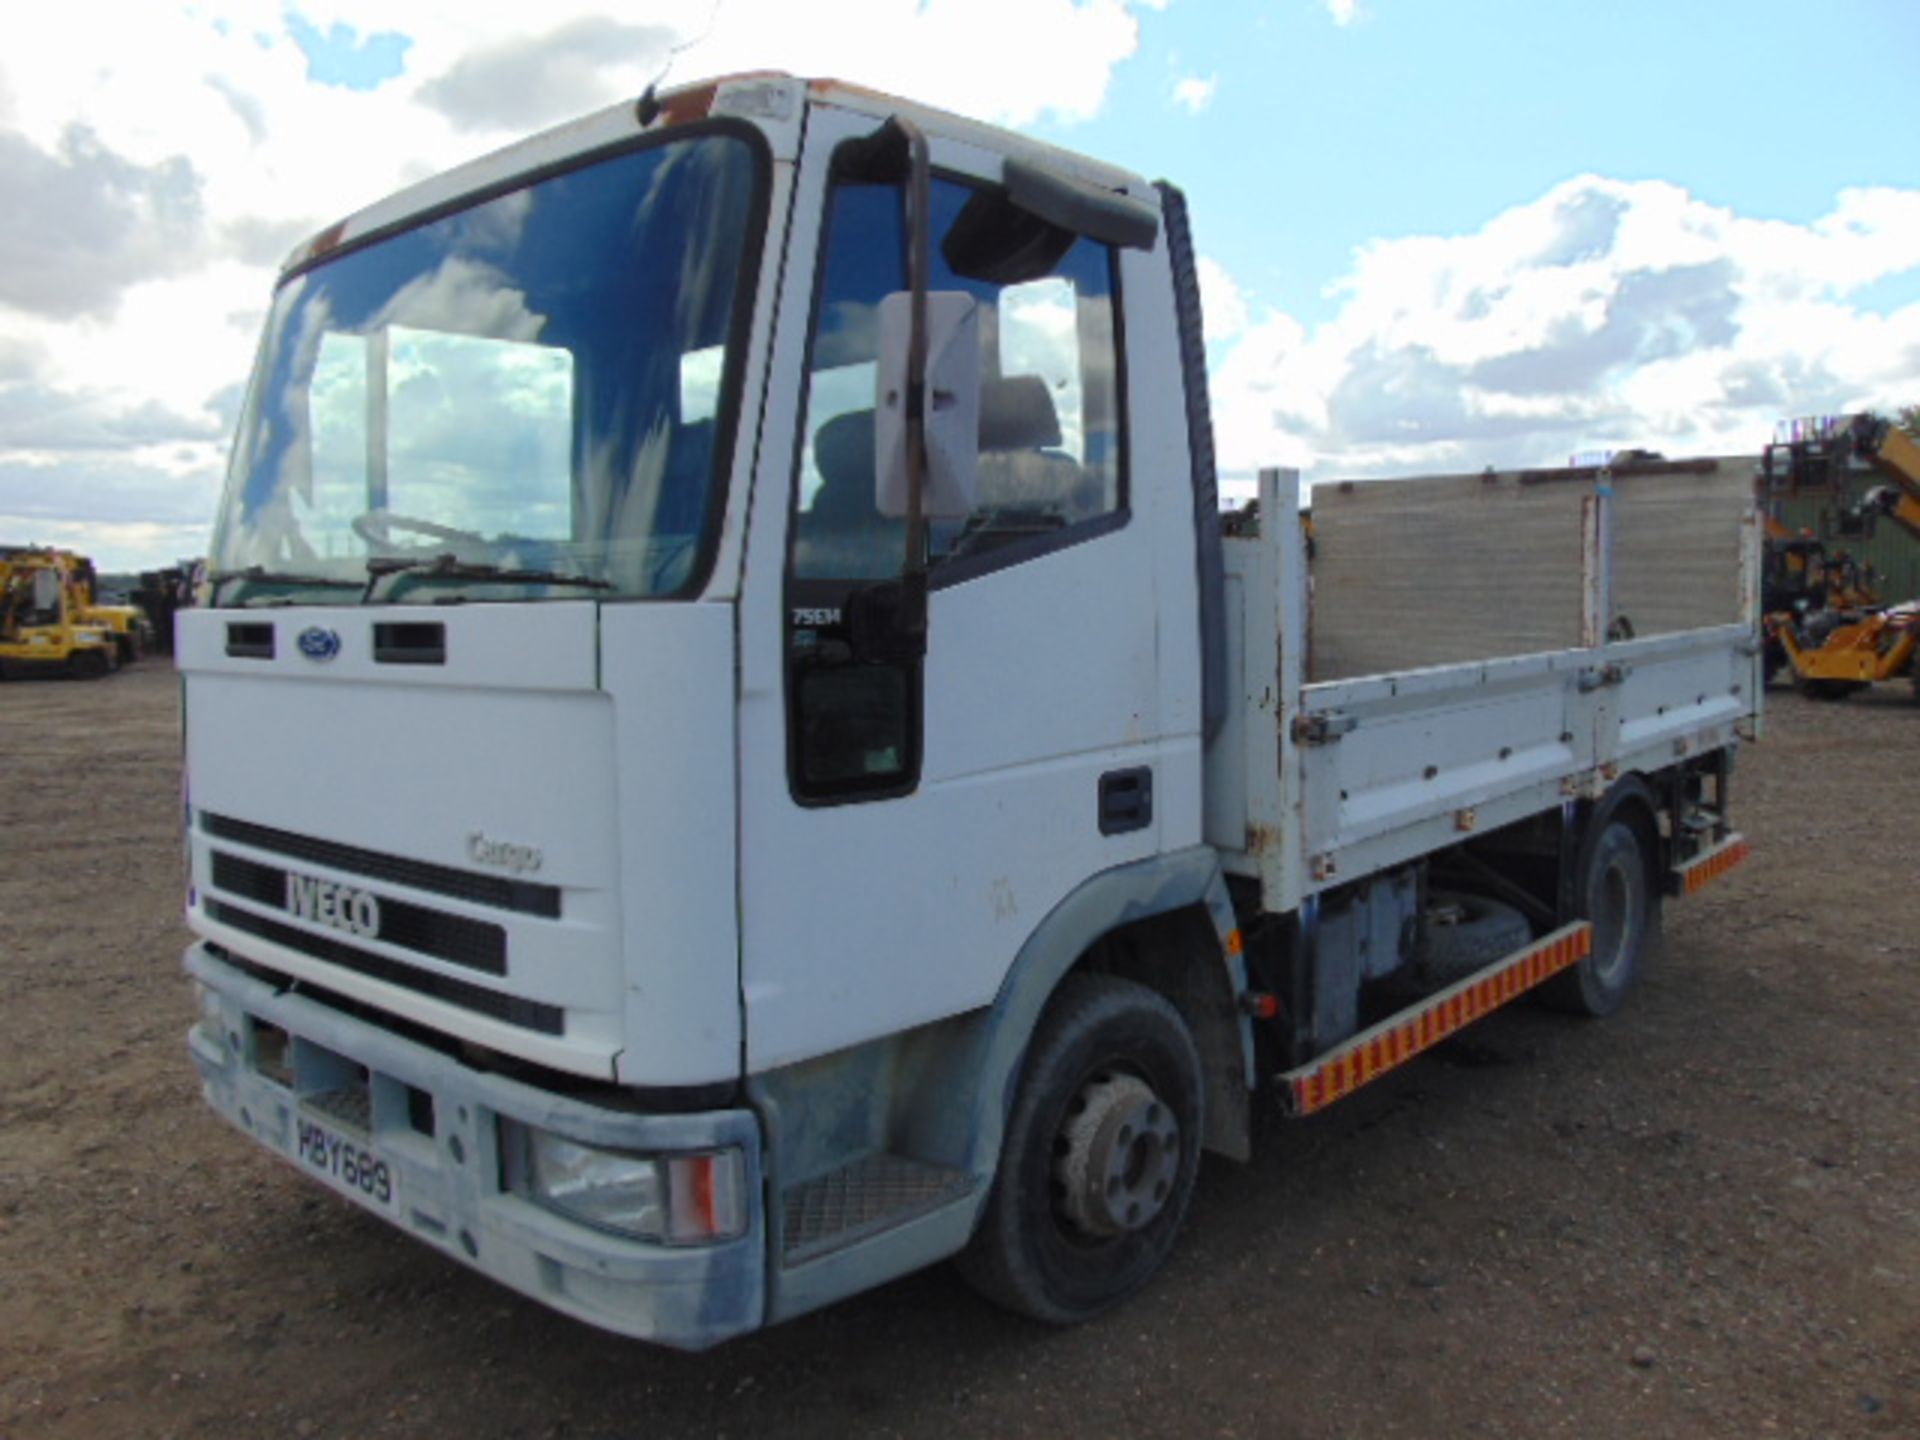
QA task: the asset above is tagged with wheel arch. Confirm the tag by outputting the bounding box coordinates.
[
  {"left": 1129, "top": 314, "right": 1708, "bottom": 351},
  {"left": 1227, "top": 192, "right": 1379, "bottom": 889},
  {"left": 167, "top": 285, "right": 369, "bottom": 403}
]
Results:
[
  {"left": 1542, "top": 773, "right": 1667, "bottom": 1017},
  {"left": 961, "top": 846, "right": 1254, "bottom": 1182},
  {"left": 1563, "top": 774, "right": 1664, "bottom": 921}
]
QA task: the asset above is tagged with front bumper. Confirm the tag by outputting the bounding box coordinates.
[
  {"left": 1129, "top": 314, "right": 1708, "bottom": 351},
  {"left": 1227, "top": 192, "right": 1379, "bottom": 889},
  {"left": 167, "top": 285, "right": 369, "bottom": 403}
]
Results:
[{"left": 185, "top": 943, "right": 766, "bottom": 1349}]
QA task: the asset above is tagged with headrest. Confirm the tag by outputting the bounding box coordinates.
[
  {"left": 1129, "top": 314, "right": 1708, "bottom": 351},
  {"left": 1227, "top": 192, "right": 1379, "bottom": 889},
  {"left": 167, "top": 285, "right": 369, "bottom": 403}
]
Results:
[
  {"left": 980, "top": 375, "right": 1061, "bottom": 451},
  {"left": 813, "top": 409, "right": 876, "bottom": 490}
]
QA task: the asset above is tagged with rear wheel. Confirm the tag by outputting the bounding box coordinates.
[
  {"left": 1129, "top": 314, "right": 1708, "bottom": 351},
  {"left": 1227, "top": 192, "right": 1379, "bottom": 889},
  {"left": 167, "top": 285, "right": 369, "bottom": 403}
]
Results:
[
  {"left": 1542, "top": 817, "right": 1654, "bottom": 1017},
  {"left": 957, "top": 974, "right": 1202, "bottom": 1324}
]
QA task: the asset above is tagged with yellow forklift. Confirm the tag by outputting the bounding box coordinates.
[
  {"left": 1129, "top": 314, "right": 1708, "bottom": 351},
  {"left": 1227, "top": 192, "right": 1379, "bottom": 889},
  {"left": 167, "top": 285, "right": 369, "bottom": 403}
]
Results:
[
  {"left": 0, "top": 546, "right": 121, "bottom": 679},
  {"left": 1763, "top": 415, "right": 1920, "bottom": 700},
  {"left": 60, "top": 550, "right": 153, "bottom": 663}
]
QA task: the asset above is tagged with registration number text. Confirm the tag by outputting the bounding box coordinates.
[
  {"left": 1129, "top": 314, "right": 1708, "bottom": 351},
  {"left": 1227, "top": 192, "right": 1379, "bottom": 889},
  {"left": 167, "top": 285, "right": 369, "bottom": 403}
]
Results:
[{"left": 295, "top": 1116, "right": 394, "bottom": 1210}]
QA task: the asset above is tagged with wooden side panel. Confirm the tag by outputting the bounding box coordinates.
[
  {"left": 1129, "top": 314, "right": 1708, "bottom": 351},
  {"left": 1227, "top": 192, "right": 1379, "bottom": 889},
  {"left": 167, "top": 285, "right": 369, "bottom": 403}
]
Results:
[
  {"left": 1307, "top": 472, "right": 1585, "bottom": 681},
  {"left": 1307, "top": 458, "right": 1758, "bottom": 681},
  {"left": 1611, "top": 461, "right": 1756, "bottom": 636}
]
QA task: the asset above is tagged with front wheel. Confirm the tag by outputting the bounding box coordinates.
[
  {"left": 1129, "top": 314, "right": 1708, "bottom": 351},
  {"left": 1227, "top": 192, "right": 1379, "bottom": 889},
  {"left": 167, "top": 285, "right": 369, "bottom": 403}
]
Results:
[
  {"left": 957, "top": 974, "right": 1203, "bottom": 1324},
  {"left": 1541, "top": 816, "right": 1654, "bottom": 1017}
]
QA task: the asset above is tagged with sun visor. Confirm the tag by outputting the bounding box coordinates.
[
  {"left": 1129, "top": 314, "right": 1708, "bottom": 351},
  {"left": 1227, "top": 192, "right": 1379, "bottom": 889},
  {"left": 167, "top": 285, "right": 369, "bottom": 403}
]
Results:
[{"left": 1003, "top": 157, "right": 1159, "bottom": 251}]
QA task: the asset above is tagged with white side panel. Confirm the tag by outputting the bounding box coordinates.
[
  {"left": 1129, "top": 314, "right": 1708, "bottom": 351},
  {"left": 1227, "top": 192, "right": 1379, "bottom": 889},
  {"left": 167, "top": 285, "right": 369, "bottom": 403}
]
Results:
[
  {"left": 1207, "top": 469, "right": 1305, "bottom": 913},
  {"left": 1202, "top": 564, "right": 1250, "bottom": 855},
  {"left": 734, "top": 102, "right": 1179, "bottom": 1074},
  {"left": 1611, "top": 625, "right": 1752, "bottom": 759},
  {"left": 600, "top": 603, "right": 743, "bottom": 1087},
  {"left": 1292, "top": 627, "right": 1753, "bottom": 891},
  {"left": 742, "top": 535, "right": 1170, "bottom": 1073},
  {"left": 1121, "top": 237, "right": 1207, "bottom": 854},
  {"left": 1213, "top": 460, "right": 1760, "bottom": 905},
  {"left": 1299, "top": 652, "right": 1588, "bottom": 880}
]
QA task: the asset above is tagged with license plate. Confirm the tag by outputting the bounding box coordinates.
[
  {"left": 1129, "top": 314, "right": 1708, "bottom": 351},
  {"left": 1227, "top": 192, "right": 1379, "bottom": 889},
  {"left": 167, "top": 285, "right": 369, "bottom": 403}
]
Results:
[{"left": 293, "top": 1112, "right": 399, "bottom": 1215}]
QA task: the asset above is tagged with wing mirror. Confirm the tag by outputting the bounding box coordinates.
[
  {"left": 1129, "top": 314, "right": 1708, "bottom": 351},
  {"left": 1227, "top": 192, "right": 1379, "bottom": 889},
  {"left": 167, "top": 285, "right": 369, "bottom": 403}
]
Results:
[{"left": 874, "top": 289, "right": 980, "bottom": 521}]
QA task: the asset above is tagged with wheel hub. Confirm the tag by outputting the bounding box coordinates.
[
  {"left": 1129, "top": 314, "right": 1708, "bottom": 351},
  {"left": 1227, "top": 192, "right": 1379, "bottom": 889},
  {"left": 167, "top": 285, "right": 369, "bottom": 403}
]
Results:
[{"left": 1054, "top": 1072, "right": 1181, "bottom": 1237}]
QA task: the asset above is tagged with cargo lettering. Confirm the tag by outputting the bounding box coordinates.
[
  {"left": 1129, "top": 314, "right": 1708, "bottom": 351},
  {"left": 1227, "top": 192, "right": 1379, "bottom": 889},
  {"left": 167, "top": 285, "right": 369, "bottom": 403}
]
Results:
[{"left": 467, "top": 833, "right": 543, "bottom": 875}]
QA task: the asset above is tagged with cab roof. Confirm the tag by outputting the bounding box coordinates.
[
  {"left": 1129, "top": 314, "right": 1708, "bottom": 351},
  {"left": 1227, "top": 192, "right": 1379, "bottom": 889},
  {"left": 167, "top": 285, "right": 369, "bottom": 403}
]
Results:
[{"left": 282, "top": 73, "right": 1156, "bottom": 277}]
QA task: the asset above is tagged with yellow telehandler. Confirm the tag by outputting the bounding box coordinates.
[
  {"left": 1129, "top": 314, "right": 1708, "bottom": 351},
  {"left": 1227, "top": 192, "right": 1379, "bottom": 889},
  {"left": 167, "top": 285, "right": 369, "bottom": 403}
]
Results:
[{"left": 1764, "top": 415, "right": 1920, "bottom": 700}]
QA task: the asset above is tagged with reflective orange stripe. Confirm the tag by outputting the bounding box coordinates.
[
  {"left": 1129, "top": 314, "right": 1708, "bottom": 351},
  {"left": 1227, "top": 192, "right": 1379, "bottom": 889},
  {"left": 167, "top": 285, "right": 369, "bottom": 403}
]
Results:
[
  {"left": 1282, "top": 922, "right": 1593, "bottom": 1116},
  {"left": 1682, "top": 837, "right": 1750, "bottom": 895}
]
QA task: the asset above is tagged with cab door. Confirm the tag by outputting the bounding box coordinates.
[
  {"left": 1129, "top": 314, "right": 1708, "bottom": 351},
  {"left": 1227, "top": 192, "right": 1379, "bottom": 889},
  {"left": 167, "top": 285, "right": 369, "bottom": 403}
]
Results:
[{"left": 735, "top": 103, "right": 1175, "bottom": 1071}]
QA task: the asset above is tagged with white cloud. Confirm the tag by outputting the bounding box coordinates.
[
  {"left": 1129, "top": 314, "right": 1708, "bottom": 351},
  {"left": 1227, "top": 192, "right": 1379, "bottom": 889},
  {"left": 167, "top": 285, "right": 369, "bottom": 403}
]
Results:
[
  {"left": 418, "top": 18, "right": 678, "bottom": 134},
  {"left": 1205, "top": 174, "right": 1920, "bottom": 488},
  {"left": 1172, "top": 74, "right": 1217, "bottom": 113},
  {"left": 1195, "top": 256, "right": 1248, "bottom": 341},
  {"left": 0, "top": 0, "right": 1154, "bottom": 568},
  {"left": 0, "top": 513, "right": 212, "bottom": 570},
  {"left": 8, "top": 5, "right": 1916, "bottom": 569},
  {"left": 679, "top": 0, "right": 1143, "bottom": 130}
]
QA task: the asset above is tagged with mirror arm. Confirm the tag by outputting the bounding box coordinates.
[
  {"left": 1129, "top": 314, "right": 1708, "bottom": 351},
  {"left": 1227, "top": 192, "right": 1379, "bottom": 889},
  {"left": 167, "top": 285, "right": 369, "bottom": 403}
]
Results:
[{"left": 898, "top": 115, "right": 931, "bottom": 646}]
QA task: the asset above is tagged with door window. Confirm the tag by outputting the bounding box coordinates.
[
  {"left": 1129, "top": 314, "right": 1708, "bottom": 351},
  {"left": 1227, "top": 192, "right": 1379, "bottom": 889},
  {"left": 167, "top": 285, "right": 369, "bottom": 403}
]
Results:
[
  {"left": 784, "top": 162, "right": 1128, "bottom": 804},
  {"left": 791, "top": 176, "right": 1124, "bottom": 583}
]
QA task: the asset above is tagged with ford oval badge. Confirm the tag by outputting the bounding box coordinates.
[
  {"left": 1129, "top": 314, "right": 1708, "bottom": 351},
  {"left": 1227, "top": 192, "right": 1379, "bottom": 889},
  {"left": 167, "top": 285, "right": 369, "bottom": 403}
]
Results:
[{"left": 296, "top": 626, "right": 342, "bottom": 662}]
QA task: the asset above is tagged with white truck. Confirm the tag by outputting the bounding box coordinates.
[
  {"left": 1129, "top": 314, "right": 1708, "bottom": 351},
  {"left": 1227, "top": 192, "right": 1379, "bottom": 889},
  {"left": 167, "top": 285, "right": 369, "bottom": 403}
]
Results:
[{"left": 183, "top": 73, "right": 1760, "bottom": 1348}]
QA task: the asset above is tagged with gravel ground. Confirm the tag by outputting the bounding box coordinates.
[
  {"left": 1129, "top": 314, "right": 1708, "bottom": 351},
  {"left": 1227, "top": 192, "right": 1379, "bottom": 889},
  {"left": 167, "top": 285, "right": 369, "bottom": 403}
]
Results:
[{"left": 1, "top": 662, "right": 1915, "bottom": 1438}]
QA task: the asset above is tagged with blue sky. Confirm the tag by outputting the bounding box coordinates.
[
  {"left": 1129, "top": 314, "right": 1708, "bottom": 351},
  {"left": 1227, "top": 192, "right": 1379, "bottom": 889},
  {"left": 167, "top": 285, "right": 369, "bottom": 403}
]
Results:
[
  {"left": 1, "top": 0, "right": 1915, "bottom": 569},
  {"left": 1056, "top": 0, "right": 1920, "bottom": 327}
]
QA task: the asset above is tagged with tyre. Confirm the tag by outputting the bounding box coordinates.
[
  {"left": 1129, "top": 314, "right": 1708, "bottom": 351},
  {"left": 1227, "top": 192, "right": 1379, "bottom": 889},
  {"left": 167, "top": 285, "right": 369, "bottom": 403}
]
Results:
[
  {"left": 1540, "top": 816, "right": 1654, "bottom": 1017},
  {"left": 68, "top": 648, "right": 111, "bottom": 680},
  {"left": 957, "top": 974, "right": 1203, "bottom": 1324},
  {"left": 1422, "top": 890, "right": 1533, "bottom": 980},
  {"left": 1795, "top": 675, "right": 1857, "bottom": 701}
]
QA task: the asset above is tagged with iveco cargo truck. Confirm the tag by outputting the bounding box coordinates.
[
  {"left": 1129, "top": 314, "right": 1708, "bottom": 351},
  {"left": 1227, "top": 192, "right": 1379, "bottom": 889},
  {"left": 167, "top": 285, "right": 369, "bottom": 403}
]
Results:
[{"left": 184, "top": 74, "right": 1759, "bottom": 1348}]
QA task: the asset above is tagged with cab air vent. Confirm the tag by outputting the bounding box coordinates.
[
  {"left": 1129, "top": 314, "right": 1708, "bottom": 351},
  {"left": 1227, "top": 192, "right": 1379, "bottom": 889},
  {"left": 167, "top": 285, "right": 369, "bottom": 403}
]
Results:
[
  {"left": 373, "top": 622, "right": 446, "bottom": 665},
  {"left": 226, "top": 623, "right": 275, "bottom": 659}
]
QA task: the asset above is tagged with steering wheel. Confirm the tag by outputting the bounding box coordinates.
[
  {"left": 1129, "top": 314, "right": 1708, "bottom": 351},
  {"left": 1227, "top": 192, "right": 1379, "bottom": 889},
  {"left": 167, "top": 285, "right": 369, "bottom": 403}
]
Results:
[{"left": 352, "top": 509, "right": 486, "bottom": 554}]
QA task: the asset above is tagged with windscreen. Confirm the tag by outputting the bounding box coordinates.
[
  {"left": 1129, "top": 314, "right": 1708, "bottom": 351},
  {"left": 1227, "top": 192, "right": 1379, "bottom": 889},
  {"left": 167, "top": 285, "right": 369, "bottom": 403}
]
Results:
[{"left": 209, "top": 132, "right": 762, "bottom": 605}]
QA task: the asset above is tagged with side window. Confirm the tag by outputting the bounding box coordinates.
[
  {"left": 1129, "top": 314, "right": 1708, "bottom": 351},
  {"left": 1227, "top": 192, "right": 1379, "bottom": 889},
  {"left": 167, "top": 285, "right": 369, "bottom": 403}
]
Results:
[
  {"left": 785, "top": 167, "right": 1126, "bottom": 806},
  {"left": 791, "top": 176, "right": 1123, "bottom": 583}
]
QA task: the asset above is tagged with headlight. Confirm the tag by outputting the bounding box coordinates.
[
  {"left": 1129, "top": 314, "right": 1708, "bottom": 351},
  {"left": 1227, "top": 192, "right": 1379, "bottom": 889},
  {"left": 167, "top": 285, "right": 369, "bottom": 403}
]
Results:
[{"left": 513, "top": 1126, "right": 746, "bottom": 1244}]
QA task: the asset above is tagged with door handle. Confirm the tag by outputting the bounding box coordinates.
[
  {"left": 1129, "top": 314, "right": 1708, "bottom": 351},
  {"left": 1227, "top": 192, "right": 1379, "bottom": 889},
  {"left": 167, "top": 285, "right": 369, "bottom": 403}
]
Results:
[{"left": 1099, "top": 766, "right": 1153, "bottom": 836}]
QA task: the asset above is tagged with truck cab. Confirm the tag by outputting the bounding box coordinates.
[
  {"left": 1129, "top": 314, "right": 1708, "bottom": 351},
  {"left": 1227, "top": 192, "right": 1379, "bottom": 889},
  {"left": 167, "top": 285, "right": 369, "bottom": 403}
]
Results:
[
  {"left": 184, "top": 75, "right": 1222, "bottom": 1345},
  {"left": 183, "top": 75, "right": 1754, "bottom": 1348}
]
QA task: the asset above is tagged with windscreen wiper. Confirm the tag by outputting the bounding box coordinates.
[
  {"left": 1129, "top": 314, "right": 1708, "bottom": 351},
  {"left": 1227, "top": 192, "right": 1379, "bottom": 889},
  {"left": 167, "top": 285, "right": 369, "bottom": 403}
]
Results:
[
  {"left": 363, "top": 553, "right": 615, "bottom": 602},
  {"left": 212, "top": 567, "right": 364, "bottom": 606}
]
